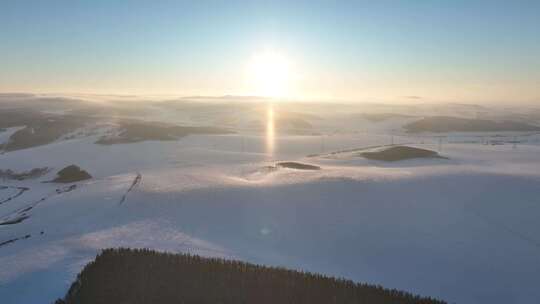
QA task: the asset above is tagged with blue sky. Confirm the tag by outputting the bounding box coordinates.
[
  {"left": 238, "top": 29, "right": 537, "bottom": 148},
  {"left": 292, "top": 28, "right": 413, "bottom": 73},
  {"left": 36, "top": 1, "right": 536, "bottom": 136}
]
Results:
[{"left": 1, "top": 0, "right": 539, "bottom": 103}]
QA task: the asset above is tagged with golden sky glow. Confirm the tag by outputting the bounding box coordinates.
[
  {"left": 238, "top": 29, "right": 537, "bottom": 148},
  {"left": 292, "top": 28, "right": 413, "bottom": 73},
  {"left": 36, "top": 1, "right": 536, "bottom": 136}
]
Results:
[{"left": 1, "top": 1, "right": 539, "bottom": 104}]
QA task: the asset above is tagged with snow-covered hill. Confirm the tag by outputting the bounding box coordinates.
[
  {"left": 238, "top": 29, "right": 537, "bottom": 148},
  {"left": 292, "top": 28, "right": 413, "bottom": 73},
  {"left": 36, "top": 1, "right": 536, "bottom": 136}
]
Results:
[{"left": 1, "top": 98, "right": 540, "bottom": 304}]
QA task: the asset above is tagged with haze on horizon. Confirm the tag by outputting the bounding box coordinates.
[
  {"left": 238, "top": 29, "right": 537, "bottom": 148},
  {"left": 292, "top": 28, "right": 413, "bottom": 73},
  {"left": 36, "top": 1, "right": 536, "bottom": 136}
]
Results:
[{"left": 1, "top": 0, "right": 539, "bottom": 105}]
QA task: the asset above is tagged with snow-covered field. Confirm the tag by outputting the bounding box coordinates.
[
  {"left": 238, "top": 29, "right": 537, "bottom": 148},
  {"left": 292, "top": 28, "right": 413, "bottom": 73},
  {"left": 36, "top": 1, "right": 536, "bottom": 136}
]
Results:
[{"left": 1, "top": 102, "right": 540, "bottom": 303}]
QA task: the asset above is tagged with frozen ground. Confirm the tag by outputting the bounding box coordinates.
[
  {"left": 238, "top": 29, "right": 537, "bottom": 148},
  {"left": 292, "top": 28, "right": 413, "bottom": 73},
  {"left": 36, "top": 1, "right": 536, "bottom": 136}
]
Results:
[{"left": 1, "top": 113, "right": 540, "bottom": 303}]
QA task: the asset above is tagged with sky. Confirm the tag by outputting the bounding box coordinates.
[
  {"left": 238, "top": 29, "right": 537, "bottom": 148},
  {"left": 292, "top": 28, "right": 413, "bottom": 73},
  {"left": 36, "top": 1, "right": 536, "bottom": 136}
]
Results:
[{"left": 1, "top": 0, "right": 539, "bottom": 104}]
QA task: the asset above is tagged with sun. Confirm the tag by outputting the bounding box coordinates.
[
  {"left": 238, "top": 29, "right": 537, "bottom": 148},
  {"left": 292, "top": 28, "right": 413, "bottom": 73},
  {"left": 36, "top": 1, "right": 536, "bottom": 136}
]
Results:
[{"left": 245, "top": 50, "right": 292, "bottom": 98}]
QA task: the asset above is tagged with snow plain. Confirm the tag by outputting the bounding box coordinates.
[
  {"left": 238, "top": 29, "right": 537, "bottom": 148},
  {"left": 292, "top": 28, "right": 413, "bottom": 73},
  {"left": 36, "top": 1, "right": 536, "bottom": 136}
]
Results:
[{"left": 0, "top": 129, "right": 539, "bottom": 304}]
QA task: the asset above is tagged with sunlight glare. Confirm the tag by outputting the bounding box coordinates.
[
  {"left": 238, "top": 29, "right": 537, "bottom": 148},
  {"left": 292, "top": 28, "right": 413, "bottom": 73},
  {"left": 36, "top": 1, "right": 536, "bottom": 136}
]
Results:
[
  {"left": 265, "top": 103, "right": 276, "bottom": 156},
  {"left": 246, "top": 50, "right": 292, "bottom": 98}
]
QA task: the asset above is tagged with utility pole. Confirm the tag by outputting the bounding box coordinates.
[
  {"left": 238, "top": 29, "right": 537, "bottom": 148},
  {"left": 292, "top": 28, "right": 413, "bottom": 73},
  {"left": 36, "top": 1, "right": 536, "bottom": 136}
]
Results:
[{"left": 390, "top": 128, "right": 397, "bottom": 146}]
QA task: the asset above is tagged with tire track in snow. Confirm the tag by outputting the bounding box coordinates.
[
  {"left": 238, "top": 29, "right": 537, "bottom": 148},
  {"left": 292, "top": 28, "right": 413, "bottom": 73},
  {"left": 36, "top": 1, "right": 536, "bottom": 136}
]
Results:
[
  {"left": 0, "top": 231, "right": 45, "bottom": 249},
  {"left": 0, "top": 185, "right": 29, "bottom": 205},
  {"left": 470, "top": 209, "right": 540, "bottom": 249},
  {"left": 0, "top": 234, "right": 31, "bottom": 248},
  {"left": 0, "top": 185, "right": 77, "bottom": 226},
  {"left": 119, "top": 172, "right": 142, "bottom": 205}
]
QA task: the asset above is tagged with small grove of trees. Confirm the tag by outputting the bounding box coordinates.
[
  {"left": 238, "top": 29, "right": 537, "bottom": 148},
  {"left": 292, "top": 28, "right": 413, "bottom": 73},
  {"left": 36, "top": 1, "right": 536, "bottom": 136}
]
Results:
[
  {"left": 0, "top": 167, "right": 48, "bottom": 181},
  {"left": 55, "top": 248, "right": 446, "bottom": 304}
]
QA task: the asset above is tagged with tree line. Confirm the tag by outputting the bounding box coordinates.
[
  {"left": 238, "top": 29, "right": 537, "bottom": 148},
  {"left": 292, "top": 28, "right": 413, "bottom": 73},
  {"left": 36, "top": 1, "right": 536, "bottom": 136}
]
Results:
[{"left": 55, "top": 248, "right": 446, "bottom": 304}]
